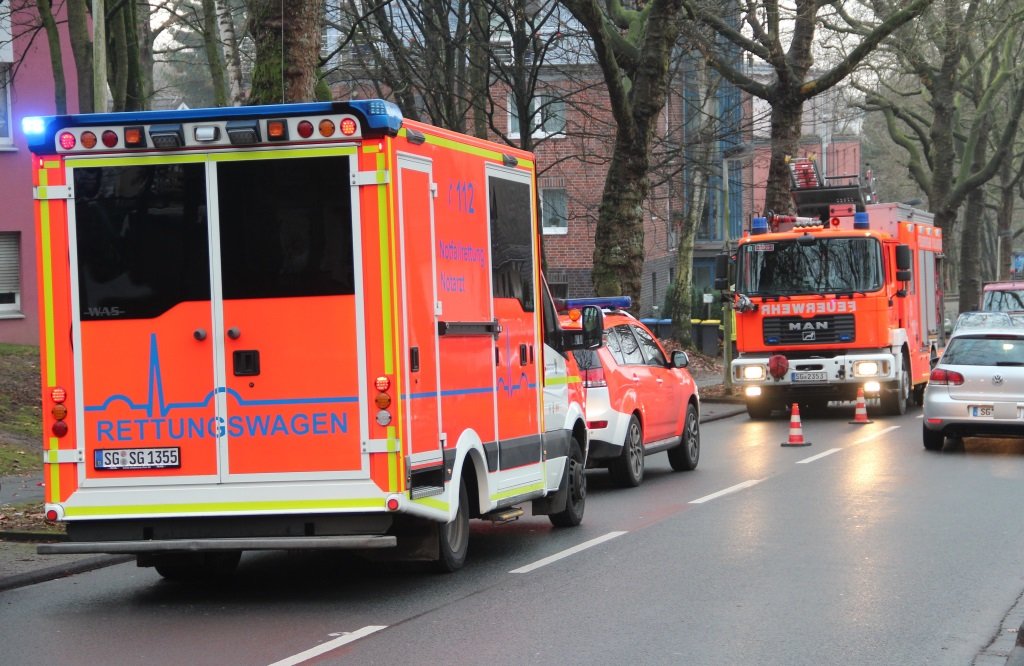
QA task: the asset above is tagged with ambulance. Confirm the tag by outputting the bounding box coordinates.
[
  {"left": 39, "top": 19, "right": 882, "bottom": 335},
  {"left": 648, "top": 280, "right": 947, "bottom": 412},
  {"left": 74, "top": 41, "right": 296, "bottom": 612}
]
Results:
[{"left": 23, "top": 99, "right": 602, "bottom": 576}]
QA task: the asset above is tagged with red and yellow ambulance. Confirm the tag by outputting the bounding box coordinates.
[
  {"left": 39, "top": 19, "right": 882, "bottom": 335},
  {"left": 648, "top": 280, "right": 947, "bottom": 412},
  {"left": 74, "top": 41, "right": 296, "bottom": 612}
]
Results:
[{"left": 24, "top": 100, "right": 601, "bottom": 576}]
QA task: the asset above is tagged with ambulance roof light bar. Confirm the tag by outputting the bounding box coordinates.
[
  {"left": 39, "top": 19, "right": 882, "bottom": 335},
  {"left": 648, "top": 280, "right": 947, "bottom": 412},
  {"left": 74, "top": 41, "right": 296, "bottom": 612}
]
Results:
[
  {"left": 20, "top": 99, "right": 405, "bottom": 153},
  {"left": 557, "top": 296, "right": 632, "bottom": 312}
]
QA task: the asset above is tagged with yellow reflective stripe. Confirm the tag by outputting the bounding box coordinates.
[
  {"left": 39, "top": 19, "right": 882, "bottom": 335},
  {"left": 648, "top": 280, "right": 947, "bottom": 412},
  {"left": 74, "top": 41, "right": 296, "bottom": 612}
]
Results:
[
  {"left": 377, "top": 151, "right": 394, "bottom": 375},
  {"left": 42, "top": 160, "right": 61, "bottom": 169},
  {"left": 38, "top": 168, "right": 62, "bottom": 503},
  {"left": 63, "top": 497, "right": 387, "bottom": 517},
  {"left": 544, "top": 374, "right": 580, "bottom": 387},
  {"left": 386, "top": 426, "right": 398, "bottom": 491},
  {"left": 414, "top": 496, "right": 448, "bottom": 511},
  {"left": 492, "top": 482, "right": 545, "bottom": 502},
  {"left": 64, "top": 154, "right": 207, "bottom": 168},
  {"left": 404, "top": 130, "right": 535, "bottom": 169},
  {"left": 209, "top": 146, "right": 357, "bottom": 162}
]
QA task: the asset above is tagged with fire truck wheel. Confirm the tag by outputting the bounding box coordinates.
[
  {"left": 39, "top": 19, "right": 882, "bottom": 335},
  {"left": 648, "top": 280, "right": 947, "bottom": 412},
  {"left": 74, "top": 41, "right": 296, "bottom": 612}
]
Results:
[
  {"left": 549, "top": 437, "right": 586, "bottom": 527},
  {"left": 922, "top": 424, "right": 945, "bottom": 451},
  {"left": 668, "top": 403, "right": 700, "bottom": 471},
  {"left": 436, "top": 478, "right": 470, "bottom": 573},
  {"left": 912, "top": 383, "right": 925, "bottom": 406},
  {"left": 153, "top": 551, "right": 241, "bottom": 581},
  {"left": 609, "top": 416, "right": 644, "bottom": 487},
  {"left": 882, "top": 363, "right": 911, "bottom": 416}
]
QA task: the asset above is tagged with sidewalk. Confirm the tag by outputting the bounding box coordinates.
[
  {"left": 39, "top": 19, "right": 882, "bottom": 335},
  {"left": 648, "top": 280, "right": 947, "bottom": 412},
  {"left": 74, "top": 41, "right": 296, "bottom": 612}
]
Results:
[{"left": 0, "top": 372, "right": 744, "bottom": 593}]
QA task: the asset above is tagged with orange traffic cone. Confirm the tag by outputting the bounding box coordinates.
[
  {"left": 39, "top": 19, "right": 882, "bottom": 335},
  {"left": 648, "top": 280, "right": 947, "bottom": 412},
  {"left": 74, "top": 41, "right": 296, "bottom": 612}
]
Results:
[
  {"left": 849, "top": 388, "right": 874, "bottom": 424},
  {"left": 781, "top": 403, "right": 812, "bottom": 447}
]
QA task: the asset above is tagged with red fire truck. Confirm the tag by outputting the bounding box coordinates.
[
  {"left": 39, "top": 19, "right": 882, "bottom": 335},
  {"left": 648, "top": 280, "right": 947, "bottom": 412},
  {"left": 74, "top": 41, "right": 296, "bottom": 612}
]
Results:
[
  {"left": 717, "top": 158, "right": 944, "bottom": 419},
  {"left": 23, "top": 100, "right": 602, "bottom": 577}
]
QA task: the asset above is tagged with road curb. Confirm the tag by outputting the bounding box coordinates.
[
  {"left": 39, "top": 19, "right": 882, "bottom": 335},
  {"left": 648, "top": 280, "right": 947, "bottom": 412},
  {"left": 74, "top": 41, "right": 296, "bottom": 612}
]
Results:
[{"left": 0, "top": 554, "right": 132, "bottom": 593}]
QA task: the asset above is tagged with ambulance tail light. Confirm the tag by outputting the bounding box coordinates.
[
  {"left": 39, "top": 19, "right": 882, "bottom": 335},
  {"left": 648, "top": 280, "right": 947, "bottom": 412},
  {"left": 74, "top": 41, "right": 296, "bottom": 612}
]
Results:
[
  {"left": 124, "top": 126, "right": 146, "bottom": 148},
  {"left": 267, "top": 119, "right": 289, "bottom": 141},
  {"left": 581, "top": 366, "right": 607, "bottom": 388},
  {"left": 297, "top": 120, "right": 314, "bottom": 138},
  {"left": 58, "top": 132, "right": 76, "bottom": 150},
  {"left": 374, "top": 376, "right": 393, "bottom": 427},
  {"left": 49, "top": 386, "right": 69, "bottom": 438},
  {"left": 102, "top": 130, "right": 119, "bottom": 147},
  {"left": 80, "top": 131, "right": 97, "bottom": 149}
]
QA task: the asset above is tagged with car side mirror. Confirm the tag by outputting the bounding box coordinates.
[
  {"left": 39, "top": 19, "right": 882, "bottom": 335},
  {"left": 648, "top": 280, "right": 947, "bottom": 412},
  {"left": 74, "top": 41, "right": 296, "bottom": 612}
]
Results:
[
  {"left": 562, "top": 305, "right": 604, "bottom": 351},
  {"left": 672, "top": 350, "right": 690, "bottom": 369}
]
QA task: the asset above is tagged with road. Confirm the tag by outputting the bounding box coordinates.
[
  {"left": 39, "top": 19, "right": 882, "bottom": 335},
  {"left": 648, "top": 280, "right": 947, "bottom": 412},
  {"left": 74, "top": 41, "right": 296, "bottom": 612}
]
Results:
[{"left": 2, "top": 405, "right": 1024, "bottom": 665}]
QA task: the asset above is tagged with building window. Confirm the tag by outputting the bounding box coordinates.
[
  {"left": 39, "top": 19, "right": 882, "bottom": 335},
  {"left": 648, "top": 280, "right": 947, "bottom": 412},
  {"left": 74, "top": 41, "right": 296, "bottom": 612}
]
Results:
[
  {"left": 0, "top": 63, "right": 11, "bottom": 147},
  {"left": 510, "top": 95, "right": 566, "bottom": 139},
  {"left": 0, "top": 232, "right": 21, "bottom": 315},
  {"left": 540, "top": 188, "right": 568, "bottom": 235}
]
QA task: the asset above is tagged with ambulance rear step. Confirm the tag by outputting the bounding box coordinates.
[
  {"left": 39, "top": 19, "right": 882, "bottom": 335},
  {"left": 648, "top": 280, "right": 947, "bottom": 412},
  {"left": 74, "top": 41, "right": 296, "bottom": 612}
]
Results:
[{"left": 481, "top": 507, "right": 524, "bottom": 524}]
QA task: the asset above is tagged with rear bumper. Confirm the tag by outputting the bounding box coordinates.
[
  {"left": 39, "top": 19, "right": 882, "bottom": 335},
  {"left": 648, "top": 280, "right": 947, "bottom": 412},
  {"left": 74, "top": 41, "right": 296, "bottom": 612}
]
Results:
[{"left": 39, "top": 534, "right": 396, "bottom": 555}]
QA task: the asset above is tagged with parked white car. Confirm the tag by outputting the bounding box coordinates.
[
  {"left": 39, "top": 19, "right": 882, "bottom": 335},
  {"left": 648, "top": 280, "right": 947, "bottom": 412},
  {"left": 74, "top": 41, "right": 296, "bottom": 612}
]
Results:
[{"left": 922, "top": 326, "right": 1024, "bottom": 450}]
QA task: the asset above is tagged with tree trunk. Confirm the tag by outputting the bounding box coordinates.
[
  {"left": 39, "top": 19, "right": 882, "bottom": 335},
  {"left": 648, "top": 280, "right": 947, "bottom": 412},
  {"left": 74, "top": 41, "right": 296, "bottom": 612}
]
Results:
[
  {"left": 35, "top": 0, "right": 68, "bottom": 114},
  {"left": 202, "top": 0, "right": 228, "bottom": 106},
  {"left": 247, "top": 0, "right": 324, "bottom": 104},
  {"left": 108, "top": 3, "right": 128, "bottom": 111},
  {"left": 763, "top": 94, "right": 805, "bottom": 215},
  {"left": 92, "top": 0, "right": 107, "bottom": 112},
  {"left": 666, "top": 161, "right": 709, "bottom": 347},
  {"left": 591, "top": 132, "right": 650, "bottom": 302},
  {"left": 215, "top": 0, "right": 245, "bottom": 105},
  {"left": 996, "top": 160, "right": 1017, "bottom": 280},
  {"left": 67, "top": 0, "right": 94, "bottom": 113}
]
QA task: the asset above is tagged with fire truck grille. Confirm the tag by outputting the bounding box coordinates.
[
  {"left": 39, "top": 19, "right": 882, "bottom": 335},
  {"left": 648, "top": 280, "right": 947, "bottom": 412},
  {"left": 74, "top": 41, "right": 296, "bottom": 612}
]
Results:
[{"left": 762, "top": 314, "right": 856, "bottom": 345}]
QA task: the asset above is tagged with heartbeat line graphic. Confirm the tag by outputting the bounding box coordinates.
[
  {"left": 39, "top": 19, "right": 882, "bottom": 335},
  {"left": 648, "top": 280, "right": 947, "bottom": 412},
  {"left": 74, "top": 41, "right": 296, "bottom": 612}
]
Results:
[{"left": 84, "top": 333, "right": 359, "bottom": 418}]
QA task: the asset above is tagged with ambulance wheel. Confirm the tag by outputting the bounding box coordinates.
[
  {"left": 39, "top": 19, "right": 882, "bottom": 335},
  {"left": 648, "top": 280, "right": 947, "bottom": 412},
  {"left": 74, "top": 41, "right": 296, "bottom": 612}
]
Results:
[
  {"left": 153, "top": 551, "right": 241, "bottom": 581},
  {"left": 435, "top": 478, "right": 470, "bottom": 573},
  {"left": 609, "top": 415, "right": 644, "bottom": 487},
  {"left": 549, "top": 437, "right": 586, "bottom": 527},
  {"left": 668, "top": 403, "right": 700, "bottom": 471}
]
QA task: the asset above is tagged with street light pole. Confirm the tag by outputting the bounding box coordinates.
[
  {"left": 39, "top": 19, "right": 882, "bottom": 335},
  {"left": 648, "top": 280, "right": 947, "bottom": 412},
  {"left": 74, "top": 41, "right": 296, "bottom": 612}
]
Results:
[{"left": 721, "top": 156, "right": 733, "bottom": 389}]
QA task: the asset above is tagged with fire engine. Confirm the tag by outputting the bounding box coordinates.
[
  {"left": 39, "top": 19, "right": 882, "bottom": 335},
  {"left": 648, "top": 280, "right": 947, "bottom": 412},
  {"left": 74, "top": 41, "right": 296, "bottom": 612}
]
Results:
[
  {"left": 23, "top": 100, "right": 602, "bottom": 577},
  {"left": 717, "top": 158, "right": 943, "bottom": 419}
]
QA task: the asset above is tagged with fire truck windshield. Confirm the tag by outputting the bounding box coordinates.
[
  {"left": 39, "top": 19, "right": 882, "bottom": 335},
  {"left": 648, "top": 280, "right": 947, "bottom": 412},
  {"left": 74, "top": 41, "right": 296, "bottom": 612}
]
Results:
[{"left": 736, "top": 237, "right": 883, "bottom": 296}]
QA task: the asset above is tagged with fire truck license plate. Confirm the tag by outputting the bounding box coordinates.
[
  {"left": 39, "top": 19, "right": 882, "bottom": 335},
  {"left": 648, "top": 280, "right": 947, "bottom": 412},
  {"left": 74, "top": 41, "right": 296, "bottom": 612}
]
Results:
[
  {"left": 95, "top": 448, "right": 180, "bottom": 470},
  {"left": 791, "top": 372, "right": 827, "bottom": 382}
]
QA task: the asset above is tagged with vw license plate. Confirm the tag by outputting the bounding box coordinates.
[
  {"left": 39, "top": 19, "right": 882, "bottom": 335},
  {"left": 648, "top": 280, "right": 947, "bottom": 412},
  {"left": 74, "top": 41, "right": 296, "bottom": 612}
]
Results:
[
  {"left": 970, "top": 405, "right": 993, "bottom": 417},
  {"left": 791, "top": 372, "right": 827, "bottom": 382},
  {"left": 95, "top": 447, "right": 180, "bottom": 470}
]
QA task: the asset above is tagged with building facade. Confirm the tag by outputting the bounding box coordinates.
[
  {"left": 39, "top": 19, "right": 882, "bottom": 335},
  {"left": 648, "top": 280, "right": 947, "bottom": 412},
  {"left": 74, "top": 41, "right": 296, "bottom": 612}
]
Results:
[{"left": 0, "top": 5, "right": 81, "bottom": 345}]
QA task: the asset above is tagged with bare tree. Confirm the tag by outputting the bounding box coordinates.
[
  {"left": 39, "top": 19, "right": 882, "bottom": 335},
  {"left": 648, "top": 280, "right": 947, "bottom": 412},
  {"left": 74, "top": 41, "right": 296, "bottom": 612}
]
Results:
[
  {"left": 558, "top": 0, "right": 684, "bottom": 304},
  {"left": 215, "top": 0, "right": 245, "bottom": 104},
  {"left": 680, "top": 0, "right": 933, "bottom": 215}
]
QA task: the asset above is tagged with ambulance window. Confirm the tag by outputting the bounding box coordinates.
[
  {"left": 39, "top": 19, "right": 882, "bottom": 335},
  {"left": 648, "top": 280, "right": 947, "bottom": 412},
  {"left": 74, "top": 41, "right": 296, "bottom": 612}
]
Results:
[
  {"left": 488, "top": 176, "right": 535, "bottom": 312},
  {"left": 74, "top": 164, "right": 209, "bottom": 320},
  {"left": 614, "top": 324, "right": 645, "bottom": 365},
  {"left": 218, "top": 156, "right": 355, "bottom": 299}
]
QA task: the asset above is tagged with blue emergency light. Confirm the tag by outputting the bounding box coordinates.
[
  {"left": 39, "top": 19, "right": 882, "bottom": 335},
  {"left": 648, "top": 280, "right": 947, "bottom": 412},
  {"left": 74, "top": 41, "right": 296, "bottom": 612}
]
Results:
[
  {"left": 750, "top": 216, "right": 769, "bottom": 235},
  {"left": 559, "top": 296, "right": 632, "bottom": 311}
]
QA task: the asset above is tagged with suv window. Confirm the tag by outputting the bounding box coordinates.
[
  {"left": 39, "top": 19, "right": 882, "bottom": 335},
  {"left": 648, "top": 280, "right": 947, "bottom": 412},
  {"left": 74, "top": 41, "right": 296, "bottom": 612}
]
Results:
[
  {"left": 604, "top": 327, "right": 624, "bottom": 365},
  {"left": 633, "top": 324, "right": 667, "bottom": 366},
  {"left": 614, "top": 324, "right": 645, "bottom": 365}
]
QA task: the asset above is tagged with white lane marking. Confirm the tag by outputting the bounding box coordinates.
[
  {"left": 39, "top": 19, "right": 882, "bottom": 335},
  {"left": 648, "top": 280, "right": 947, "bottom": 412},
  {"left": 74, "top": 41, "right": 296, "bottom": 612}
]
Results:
[
  {"left": 268, "top": 626, "right": 387, "bottom": 666},
  {"left": 510, "top": 531, "right": 627, "bottom": 574},
  {"left": 796, "top": 447, "right": 841, "bottom": 464},
  {"left": 853, "top": 425, "right": 899, "bottom": 444},
  {"left": 689, "top": 479, "right": 764, "bottom": 504}
]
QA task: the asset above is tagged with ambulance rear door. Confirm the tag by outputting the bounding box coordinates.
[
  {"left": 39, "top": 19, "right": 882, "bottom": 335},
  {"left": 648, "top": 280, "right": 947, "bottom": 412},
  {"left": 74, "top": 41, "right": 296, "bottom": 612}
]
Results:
[{"left": 69, "top": 149, "right": 369, "bottom": 487}]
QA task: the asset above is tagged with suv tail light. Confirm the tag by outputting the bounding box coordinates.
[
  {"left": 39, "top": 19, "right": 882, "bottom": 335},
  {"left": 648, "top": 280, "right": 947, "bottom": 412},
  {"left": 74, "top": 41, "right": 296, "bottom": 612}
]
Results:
[
  {"left": 929, "top": 368, "right": 964, "bottom": 385},
  {"left": 581, "top": 366, "right": 607, "bottom": 388}
]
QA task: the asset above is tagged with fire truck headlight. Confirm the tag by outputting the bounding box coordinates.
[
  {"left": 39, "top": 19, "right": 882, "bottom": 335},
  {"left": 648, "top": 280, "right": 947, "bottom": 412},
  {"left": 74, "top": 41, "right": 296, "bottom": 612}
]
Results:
[
  {"left": 744, "top": 386, "right": 762, "bottom": 397},
  {"left": 742, "top": 365, "right": 767, "bottom": 381},
  {"left": 852, "top": 360, "right": 880, "bottom": 377},
  {"left": 864, "top": 381, "right": 881, "bottom": 394}
]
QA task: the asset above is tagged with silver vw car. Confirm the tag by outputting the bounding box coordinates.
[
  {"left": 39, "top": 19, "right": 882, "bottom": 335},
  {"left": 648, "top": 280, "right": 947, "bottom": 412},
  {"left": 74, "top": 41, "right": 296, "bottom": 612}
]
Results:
[{"left": 922, "top": 326, "right": 1024, "bottom": 450}]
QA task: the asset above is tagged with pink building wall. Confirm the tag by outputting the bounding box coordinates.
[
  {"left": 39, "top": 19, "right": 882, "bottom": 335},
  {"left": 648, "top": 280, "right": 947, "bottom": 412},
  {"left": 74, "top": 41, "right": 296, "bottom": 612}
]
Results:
[{"left": 0, "top": 5, "right": 80, "bottom": 345}]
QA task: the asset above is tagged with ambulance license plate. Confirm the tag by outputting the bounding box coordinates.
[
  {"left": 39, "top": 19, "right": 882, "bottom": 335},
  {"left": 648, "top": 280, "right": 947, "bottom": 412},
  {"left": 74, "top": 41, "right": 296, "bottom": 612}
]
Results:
[
  {"left": 791, "top": 372, "right": 826, "bottom": 382},
  {"left": 95, "top": 447, "right": 180, "bottom": 470}
]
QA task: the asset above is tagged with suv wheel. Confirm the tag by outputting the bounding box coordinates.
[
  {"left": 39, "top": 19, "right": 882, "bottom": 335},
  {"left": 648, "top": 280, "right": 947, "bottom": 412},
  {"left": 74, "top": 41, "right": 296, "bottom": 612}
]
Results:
[
  {"left": 668, "top": 403, "right": 700, "bottom": 471},
  {"left": 609, "top": 415, "right": 644, "bottom": 487}
]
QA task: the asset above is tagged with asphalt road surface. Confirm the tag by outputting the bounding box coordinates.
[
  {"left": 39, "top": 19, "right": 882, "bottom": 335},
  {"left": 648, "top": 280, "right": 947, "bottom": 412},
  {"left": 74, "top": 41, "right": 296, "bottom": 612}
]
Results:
[{"left": 2, "top": 405, "right": 1024, "bottom": 665}]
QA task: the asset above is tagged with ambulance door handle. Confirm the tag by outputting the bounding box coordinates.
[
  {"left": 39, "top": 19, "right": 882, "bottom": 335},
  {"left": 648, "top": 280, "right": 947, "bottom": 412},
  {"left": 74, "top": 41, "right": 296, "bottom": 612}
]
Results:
[
  {"left": 227, "top": 327, "right": 241, "bottom": 340},
  {"left": 193, "top": 328, "right": 207, "bottom": 341}
]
